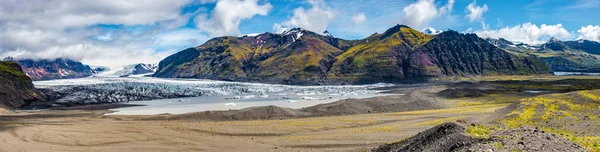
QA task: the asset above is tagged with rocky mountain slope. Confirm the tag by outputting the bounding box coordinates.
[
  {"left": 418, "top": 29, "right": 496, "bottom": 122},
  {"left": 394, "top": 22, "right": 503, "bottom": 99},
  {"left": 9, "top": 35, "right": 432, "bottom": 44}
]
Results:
[
  {"left": 154, "top": 25, "right": 551, "bottom": 85},
  {"left": 0, "top": 61, "right": 46, "bottom": 109},
  {"left": 3, "top": 57, "right": 95, "bottom": 80},
  {"left": 487, "top": 38, "right": 600, "bottom": 72}
]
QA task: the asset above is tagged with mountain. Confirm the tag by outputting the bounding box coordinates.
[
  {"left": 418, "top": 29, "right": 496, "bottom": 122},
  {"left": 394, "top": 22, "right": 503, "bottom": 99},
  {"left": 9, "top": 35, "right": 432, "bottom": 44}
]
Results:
[
  {"left": 154, "top": 27, "right": 353, "bottom": 84},
  {"left": 154, "top": 25, "right": 551, "bottom": 85},
  {"left": 91, "top": 66, "right": 110, "bottom": 73},
  {"left": 112, "top": 63, "right": 157, "bottom": 77},
  {"left": 485, "top": 38, "right": 515, "bottom": 48},
  {"left": 3, "top": 57, "right": 95, "bottom": 80},
  {"left": 488, "top": 38, "right": 600, "bottom": 72},
  {"left": 0, "top": 61, "right": 46, "bottom": 109}
]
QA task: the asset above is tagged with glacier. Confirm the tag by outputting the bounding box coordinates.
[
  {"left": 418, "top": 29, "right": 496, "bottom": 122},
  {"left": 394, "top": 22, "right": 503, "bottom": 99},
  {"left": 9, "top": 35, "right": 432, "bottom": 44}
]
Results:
[{"left": 34, "top": 76, "right": 392, "bottom": 114}]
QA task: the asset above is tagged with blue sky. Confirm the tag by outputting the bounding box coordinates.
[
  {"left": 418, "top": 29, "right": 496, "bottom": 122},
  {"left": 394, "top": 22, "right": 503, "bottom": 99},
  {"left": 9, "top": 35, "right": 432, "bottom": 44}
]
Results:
[
  {"left": 165, "top": 0, "right": 600, "bottom": 40},
  {"left": 1, "top": 0, "right": 600, "bottom": 67}
]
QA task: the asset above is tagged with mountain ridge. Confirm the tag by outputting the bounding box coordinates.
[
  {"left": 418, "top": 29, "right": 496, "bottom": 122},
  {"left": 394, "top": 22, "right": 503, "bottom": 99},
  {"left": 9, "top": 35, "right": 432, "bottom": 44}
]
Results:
[
  {"left": 487, "top": 37, "right": 600, "bottom": 72},
  {"left": 2, "top": 57, "right": 95, "bottom": 80},
  {"left": 154, "top": 25, "right": 551, "bottom": 85}
]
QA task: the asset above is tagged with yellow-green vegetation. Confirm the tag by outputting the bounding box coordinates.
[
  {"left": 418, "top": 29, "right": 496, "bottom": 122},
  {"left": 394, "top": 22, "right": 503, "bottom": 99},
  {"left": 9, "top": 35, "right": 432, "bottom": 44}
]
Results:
[
  {"left": 0, "top": 61, "right": 33, "bottom": 91},
  {"left": 350, "top": 124, "right": 403, "bottom": 133},
  {"left": 0, "top": 61, "right": 28, "bottom": 78},
  {"left": 579, "top": 91, "right": 600, "bottom": 101},
  {"left": 456, "top": 101, "right": 484, "bottom": 107},
  {"left": 330, "top": 25, "right": 434, "bottom": 79},
  {"left": 388, "top": 103, "right": 507, "bottom": 116},
  {"left": 492, "top": 142, "right": 506, "bottom": 150},
  {"left": 495, "top": 90, "right": 600, "bottom": 152},
  {"left": 257, "top": 35, "right": 344, "bottom": 80},
  {"left": 392, "top": 26, "right": 434, "bottom": 49},
  {"left": 466, "top": 124, "right": 495, "bottom": 139}
]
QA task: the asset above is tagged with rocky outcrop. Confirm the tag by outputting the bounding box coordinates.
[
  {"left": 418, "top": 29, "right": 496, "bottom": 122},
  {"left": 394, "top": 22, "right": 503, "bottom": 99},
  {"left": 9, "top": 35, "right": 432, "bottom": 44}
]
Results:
[
  {"left": 0, "top": 61, "right": 46, "bottom": 109},
  {"left": 3, "top": 58, "right": 94, "bottom": 80},
  {"left": 154, "top": 25, "right": 551, "bottom": 85},
  {"left": 371, "top": 123, "right": 587, "bottom": 152}
]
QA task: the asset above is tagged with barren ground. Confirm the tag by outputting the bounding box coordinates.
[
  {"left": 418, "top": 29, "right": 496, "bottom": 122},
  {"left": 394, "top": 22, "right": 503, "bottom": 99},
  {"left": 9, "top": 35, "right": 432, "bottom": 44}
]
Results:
[{"left": 0, "top": 88, "right": 505, "bottom": 152}]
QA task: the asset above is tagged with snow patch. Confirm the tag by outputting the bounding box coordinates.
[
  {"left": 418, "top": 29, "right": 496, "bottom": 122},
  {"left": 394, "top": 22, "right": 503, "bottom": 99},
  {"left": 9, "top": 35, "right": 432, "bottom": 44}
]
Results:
[
  {"left": 241, "top": 33, "right": 261, "bottom": 37},
  {"left": 422, "top": 27, "right": 442, "bottom": 34}
]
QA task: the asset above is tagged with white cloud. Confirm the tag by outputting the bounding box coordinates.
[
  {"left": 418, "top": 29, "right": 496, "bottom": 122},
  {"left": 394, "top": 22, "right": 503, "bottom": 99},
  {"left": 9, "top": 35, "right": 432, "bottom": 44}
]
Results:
[
  {"left": 481, "top": 21, "right": 489, "bottom": 30},
  {"left": 577, "top": 25, "right": 600, "bottom": 42},
  {"left": 195, "top": 0, "right": 272, "bottom": 36},
  {"left": 422, "top": 27, "right": 442, "bottom": 34},
  {"left": 401, "top": 0, "right": 438, "bottom": 28},
  {"left": 0, "top": 44, "right": 175, "bottom": 68},
  {"left": 465, "top": 0, "right": 488, "bottom": 22},
  {"left": 439, "top": 0, "right": 455, "bottom": 15},
  {"left": 0, "top": 0, "right": 199, "bottom": 68},
  {"left": 400, "top": 0, "right": 455, "bottom": 29},
  {"left": 463, "top": 28, "right": 474, "bottom": 33},
  {"left": 474, "top": 23, "right": 573, "bottom": 44},
  {"left": 273, "top": 0, "right": 336, "bottom": 33},
  {"left": 152, "top": 29, "right": 210, "bottom": 49},
  {"left": 0, "top": 0, "right": 192, "bottom": 30},
  {"left": 351, "top": 12, "right": 367, "bottom": 25}
]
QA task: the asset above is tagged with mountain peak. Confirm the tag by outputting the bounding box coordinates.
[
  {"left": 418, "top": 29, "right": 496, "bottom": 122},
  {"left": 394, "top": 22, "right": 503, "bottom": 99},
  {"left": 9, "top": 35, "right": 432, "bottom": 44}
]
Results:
[
  {"left": 382, "top": 24, "right": 413, "bottom": 36},
  {"left": 540, "top": 37, "right": 570, "bottom": 51},
  {"left": 548, "top": 37, "right": 561, "bottom": 43},
  {"left": 422, "top": 27, "right": 442, "bottom": 34},
  {"left": 282, "top": 27, "right": 305, "bottom": 35},
  {"left": 2, "top": 56, "right": 15, "bottom": 62},
  {"left": 378, "top": 24, "right": 434, "bottom": 48}
]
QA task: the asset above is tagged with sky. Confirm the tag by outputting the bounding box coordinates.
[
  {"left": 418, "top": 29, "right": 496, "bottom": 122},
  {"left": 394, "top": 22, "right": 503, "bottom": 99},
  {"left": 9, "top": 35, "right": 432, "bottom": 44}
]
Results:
[{"left": 1, "top": 0, "right": 600, "bottom": 68}]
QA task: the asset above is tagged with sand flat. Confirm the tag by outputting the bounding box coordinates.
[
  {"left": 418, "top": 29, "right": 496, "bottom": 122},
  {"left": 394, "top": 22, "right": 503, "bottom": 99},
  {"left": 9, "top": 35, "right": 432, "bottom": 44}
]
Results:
[{"left": 0, "top": 101, "right": 504, "bottom": 152}]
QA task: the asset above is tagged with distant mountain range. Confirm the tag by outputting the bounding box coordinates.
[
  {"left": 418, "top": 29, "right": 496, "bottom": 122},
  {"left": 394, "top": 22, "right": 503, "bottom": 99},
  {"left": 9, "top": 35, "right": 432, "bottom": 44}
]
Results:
[
  {"left": 154, "top": 25, "right": 551, "bottom": 85},
  {"left": 486, "top": 37, "right": 600, "bottom": 72},
  {"left": 1, "top": 57, "right": 158, "bottom": 80},
  {"left": 2, "top": 57, "right": 95, "bottom": 80}
]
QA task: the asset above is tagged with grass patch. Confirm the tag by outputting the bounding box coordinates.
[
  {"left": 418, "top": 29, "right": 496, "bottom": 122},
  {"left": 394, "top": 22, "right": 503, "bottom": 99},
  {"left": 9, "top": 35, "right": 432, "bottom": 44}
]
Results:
[
  {"left": 495, "top": 90, "right": 600, "bottom": 152},
  {"left": 466, "top": 124, "right": 494, "bottom": 139}
]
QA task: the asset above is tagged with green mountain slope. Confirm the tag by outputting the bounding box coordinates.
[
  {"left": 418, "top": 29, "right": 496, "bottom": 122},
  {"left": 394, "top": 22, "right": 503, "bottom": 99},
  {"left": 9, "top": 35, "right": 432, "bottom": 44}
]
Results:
[{"left": 0, "top": 61, "right": 46, "bottom": 109}]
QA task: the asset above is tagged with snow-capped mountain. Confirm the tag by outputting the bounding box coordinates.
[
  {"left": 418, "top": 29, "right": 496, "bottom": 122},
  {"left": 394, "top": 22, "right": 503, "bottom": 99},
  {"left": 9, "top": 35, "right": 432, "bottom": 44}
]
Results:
[
  {"left": 98, "top": 63, "right": 157, "bottom": 77},
  {"left": 422, "top": 27, "right": 442, "bottom": 34},
  {"left": 485, "top": 38, "right": 539, "bottom": 50},
  {"left": 2, "top": 57, "right": 95, "bottom": 80}
]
